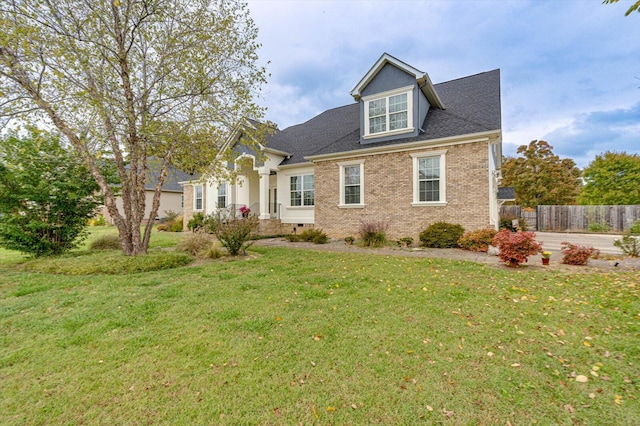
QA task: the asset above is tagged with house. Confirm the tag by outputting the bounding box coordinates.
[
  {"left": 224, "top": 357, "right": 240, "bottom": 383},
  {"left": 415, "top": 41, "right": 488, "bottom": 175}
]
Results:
[
  {"left": 182, "top": 53, "right": 502, "bottom": 240},
  {"left": 102, "top": 159, "right": 198, "bottom": 224}
]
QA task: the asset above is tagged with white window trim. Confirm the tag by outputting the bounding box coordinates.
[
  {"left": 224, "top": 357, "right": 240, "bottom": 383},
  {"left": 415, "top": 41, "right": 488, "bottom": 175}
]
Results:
[
  {"left": 194, "top": 184, "right": 204, "bottom": 211},
  {"left": 411, "top": 150, "right": 447, "bottom": 207},
  {"left": 217, "top": 182, "right": 228, "bottom": 209},
  {"left": 338, "top": 159, "right": 365, "bottom": 208},
  {"left": 289, "top": 173, "right": 315, "bottom": 207},
  {"left": 362, "top": 85, "right": 414, "bottom": 139}
]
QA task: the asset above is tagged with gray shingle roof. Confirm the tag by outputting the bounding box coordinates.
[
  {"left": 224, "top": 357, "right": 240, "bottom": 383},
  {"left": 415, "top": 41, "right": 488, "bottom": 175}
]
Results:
[
  {"left": 143, "top": 158, "right": 199, "bottom": 192},
  {"left": 269, "top": 69, "right": 501, "bottom": 165}
]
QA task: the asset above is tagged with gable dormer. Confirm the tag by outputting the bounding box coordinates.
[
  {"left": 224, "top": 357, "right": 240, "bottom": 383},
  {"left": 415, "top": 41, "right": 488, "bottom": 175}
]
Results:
[{"left": 350, "top": 53, "right": 445, "bottom": 145}]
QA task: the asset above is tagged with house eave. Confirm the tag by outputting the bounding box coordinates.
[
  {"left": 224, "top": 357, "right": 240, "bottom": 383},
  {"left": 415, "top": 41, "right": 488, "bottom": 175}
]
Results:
[
  {"left": 276, "top": 161, "right": 315, "bottom": 170},
  {"left": 305, "top": 129, "right": 501, "bottom": 163}
]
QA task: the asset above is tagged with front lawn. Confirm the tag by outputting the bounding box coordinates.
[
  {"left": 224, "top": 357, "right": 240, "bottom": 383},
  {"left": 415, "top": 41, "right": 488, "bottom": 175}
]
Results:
[{"left": 1, "top": 240, "right": 638, "bottom": 424}]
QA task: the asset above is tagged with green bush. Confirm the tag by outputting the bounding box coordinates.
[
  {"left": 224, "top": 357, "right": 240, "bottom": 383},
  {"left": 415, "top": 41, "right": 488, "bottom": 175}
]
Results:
[
  {"left": 359, "top": 221, "right": 388, "bottom": 248},
  {"left": 285, "top": 234, "right": 302, "bottom": 242},
  {"left": 344, "top": 236, "right": 355, "bottom": 245},
  {"left": 89, "top": 235, "right": 121, "bottom": 250},
  {"left": 88, "top": 215, "right": 107, "bottom": 226},
  {"left": 588, "top": 222, "right": 610, "bottom": 233},
  {"left": 312, "top": 233, "right": 328, "bottom": 244},
  {"left": 397, "top": 237, "right": 414, "bottom": 248},
  {"left": 499, "top": 216, "right": 527, "bottom": 232},
  {"left": 176, "top": 231, "right": 213, "bottom": 256},
  {"left": 613, "top": 233, "right": 640, "bottom": 257},
  {"left": 187, "top": 212, "right": 206, "bottom": 231},
  {"left": 419, "top": 222, "right": 465, "bottom": 248},
  {"left": 213, "top": 215, "right": 258, "bottom": 256},
  {"left": 629, "top": 221, "right": 640, "bottom": 234},
  {"left": 0, "top": 128, "right": 102, "bottom": 256},
  {"left": 458, "top": 228, "right": 498, "bottom": 252},
  {"left": 170, "top": 216, "right": 184, "bottom": 232}
]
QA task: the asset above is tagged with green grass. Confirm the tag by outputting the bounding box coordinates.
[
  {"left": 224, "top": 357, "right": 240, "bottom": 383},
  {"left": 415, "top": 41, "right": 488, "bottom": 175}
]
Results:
[{"left": 1, "top": 241, "right": 638, "bottom": 424}]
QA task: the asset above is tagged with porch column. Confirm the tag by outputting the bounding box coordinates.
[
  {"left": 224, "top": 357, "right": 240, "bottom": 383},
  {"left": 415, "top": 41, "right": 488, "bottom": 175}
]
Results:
[{"left": 258, "top": 167, "right": 270, "bottom": 220}]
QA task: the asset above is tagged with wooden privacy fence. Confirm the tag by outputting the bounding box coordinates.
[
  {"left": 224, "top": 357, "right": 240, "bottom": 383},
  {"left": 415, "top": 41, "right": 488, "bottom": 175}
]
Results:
[{"left": 499, "top": 205, "right": 640, "bottom": 232}]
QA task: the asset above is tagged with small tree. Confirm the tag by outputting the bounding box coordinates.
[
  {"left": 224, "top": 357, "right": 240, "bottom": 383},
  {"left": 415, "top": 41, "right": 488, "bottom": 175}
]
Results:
[
  {"left": 491, "top": 229, "right": 542, "bottom": 267},
  {"left": 502, "top": 140, "right": 582, "bottom": 208},
  {"left": 0, "top": 128, "right": 101, "bottom": 256},
  {"left": 578, "top": 152, "right": 640, "bottom": 205},
  {"left": 209, "top": 212, "right": 258, "bottom": 256}
]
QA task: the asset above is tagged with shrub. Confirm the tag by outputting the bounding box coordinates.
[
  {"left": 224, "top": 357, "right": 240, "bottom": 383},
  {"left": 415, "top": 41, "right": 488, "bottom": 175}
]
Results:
[
  {"left": 89, "top": 235, "right": 121, "bottom": 250},
  {"left": 176, "top": 231, "right": 213, "bottom": 256},
  {"left": 204, "top": 242, "right": 225, "bottom": 259},
  {"left": 359, "top": 221, "right": 388, "bottom": 248},
  {"left": 397, "top": 237, "right": 414, "bottom": 248},
  {"left": 588, "top": 222, "right": 610, "bottom": 233},
  {"left": 299, "top": 228, "right": 325, "bottom": 242},
  {"left": 213, "top": 215, "right": 258, "bottom": 256},
  {"left": 419, "top": 222, "right": 465, "bottom": 248},
  {"left": 0, "top": 128, "right": 102, "bottom": 256},
  {"left": 88, "top": 215, "right": 107, "bottom": 226},
  {"left": 285, "top": 234, "right": 301, "bottom": 242},
  {"left": 458, "top": 228, "right": 498, "bottom": 252},
  {"left": 156, "top": 224, "right": 169, "bottom": 232},
  {"left": 344, "top": 236, "right": 355, "bottom": 245},
  {"left": 170, "top": 216, "right": 184, "bottom": 232},
  {"left": 560, "top": 242, "right": 600, "bottom": 265},
  {"left": 163, "top": 210, "right": 180, "bottom": 222},
  {"left": 629, "top": 221, "right": 640, "bottom": 234},
  {"left": 312, "top": 232, "right": 329, "bottom": 244},
  {"left": 499, "top": 216, "right": 527, "bottom": 232},
  {"left": 187, "top": 212, "right": 206, "bottom": 231},
  {"left": 613, "top": 233, "right": 640, "bottom": 257},
  {"left": 491, "top": 229, "right": 542, "bottom": 267},
  {"left": 286, "top": 228, "right": 328, "bottom": 244}
]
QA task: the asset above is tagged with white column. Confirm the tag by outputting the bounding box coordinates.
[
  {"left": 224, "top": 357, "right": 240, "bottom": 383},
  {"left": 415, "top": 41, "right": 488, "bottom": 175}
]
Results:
[{"left": 258, "top": 168, "right": 270, "bottom": 219}]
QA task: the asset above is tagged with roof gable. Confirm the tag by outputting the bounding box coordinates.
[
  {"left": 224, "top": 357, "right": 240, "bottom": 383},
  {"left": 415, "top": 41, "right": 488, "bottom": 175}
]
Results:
[{"left": 350, "top": 53, "right": 445, "bottom": 109}]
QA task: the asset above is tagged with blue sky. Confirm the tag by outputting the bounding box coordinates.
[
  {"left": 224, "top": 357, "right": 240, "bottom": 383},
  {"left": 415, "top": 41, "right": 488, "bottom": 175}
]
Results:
[{"left": 246, "top": 0, "right": 640, "bottom": 168}]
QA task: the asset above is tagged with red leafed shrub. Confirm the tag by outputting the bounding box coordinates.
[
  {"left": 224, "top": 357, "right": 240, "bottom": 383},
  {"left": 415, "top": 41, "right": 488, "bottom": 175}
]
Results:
[
  {"left": 491, "top": 229, "right": 542, "bottom": 267},
  {"left": 560, "top": 242, "right": 600, "bottom": 265},
  {"left": 458, "top": 228, "right": 498, "bottom": 252}
]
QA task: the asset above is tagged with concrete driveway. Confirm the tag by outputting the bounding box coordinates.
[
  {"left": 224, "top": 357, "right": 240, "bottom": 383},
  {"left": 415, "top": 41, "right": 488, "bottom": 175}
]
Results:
[{"left": 535, "top": 232, "right": 624, "bottom": 255}]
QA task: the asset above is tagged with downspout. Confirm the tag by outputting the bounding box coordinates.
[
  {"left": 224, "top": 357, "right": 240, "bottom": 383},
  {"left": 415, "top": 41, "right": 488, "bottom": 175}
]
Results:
[{"left": 417, "top": 79, "right": 427, "bottom": 134}]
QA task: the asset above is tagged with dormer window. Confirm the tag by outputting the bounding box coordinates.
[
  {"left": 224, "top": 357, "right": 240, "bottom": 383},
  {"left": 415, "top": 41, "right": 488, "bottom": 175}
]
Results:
[{"left": 362, "top": 85, "right": 413, "bottom": 139}]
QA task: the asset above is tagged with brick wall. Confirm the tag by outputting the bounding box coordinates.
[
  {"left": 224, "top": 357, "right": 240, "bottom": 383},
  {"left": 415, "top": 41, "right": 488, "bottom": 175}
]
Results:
[
  {"left": 314, "top": 141, "right": 493, "bottom": 240},
  {"left": 182, "top": 185, "right": 194, "bottom": 231}
]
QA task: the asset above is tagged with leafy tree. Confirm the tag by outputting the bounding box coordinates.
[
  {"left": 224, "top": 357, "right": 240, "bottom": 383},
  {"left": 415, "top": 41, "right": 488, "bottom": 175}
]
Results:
[
  {"left": 0, "top": 0, "right": 268, "bottom": 255},
  {"left": 603, "top": 0, "right": 640, "bottom": 16},
  {"left": 502, "top": 140, "right": 582, "bottom": 208},
  {"left": 578, "top": 151, "right": 640, "bottom": 205},
  {"left": 0, "top": 128, "right": 101, "bottom": 256}
]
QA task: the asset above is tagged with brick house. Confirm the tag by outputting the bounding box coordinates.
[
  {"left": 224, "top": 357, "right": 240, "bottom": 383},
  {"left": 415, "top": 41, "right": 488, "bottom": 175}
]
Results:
[{"left": 181, "top": 53, "right": 502, "bottom": 240}]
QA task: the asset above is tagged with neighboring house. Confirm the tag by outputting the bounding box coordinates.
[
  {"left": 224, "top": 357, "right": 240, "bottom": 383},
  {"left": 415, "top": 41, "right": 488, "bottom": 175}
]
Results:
[
  {"left": 102, "top": 159, "right": 198, "bottom": 224},
  {"left": 182, "top": 53, "right": 503, "bottom": 240}
]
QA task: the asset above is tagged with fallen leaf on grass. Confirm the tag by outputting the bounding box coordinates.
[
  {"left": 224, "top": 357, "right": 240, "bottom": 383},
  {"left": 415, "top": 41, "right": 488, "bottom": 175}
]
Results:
[
  {"left": 426, "top": 405, "right": 433, "bottom": 412},
  {"left": 327, "top": 406, "right": 336, "bottom": 412},
  {"left": 614, "top": 395, "right": 623, "bottom": 405},
  {"left": 313, "top": 334, "right": 322, "bottom": 341},
  {"left": 575, "top": 375, "right": 588, "bottom": 383},
  {"left": 564, "top": 404, "right": 575, "bottom": 413}
]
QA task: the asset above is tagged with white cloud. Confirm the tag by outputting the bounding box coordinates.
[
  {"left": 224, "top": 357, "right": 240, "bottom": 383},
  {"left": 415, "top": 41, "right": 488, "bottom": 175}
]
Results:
[{"left": 248, "top": 0, "right": 640, "bottom": 163}]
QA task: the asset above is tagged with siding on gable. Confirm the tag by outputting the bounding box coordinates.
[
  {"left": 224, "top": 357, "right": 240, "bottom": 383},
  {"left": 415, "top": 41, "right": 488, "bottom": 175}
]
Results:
[
  {"left": 313, "top": 140, "right": 492, "bottom": 240},
  {"left": 358, "top": 63, "right": 430, "bottom": 145}
]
